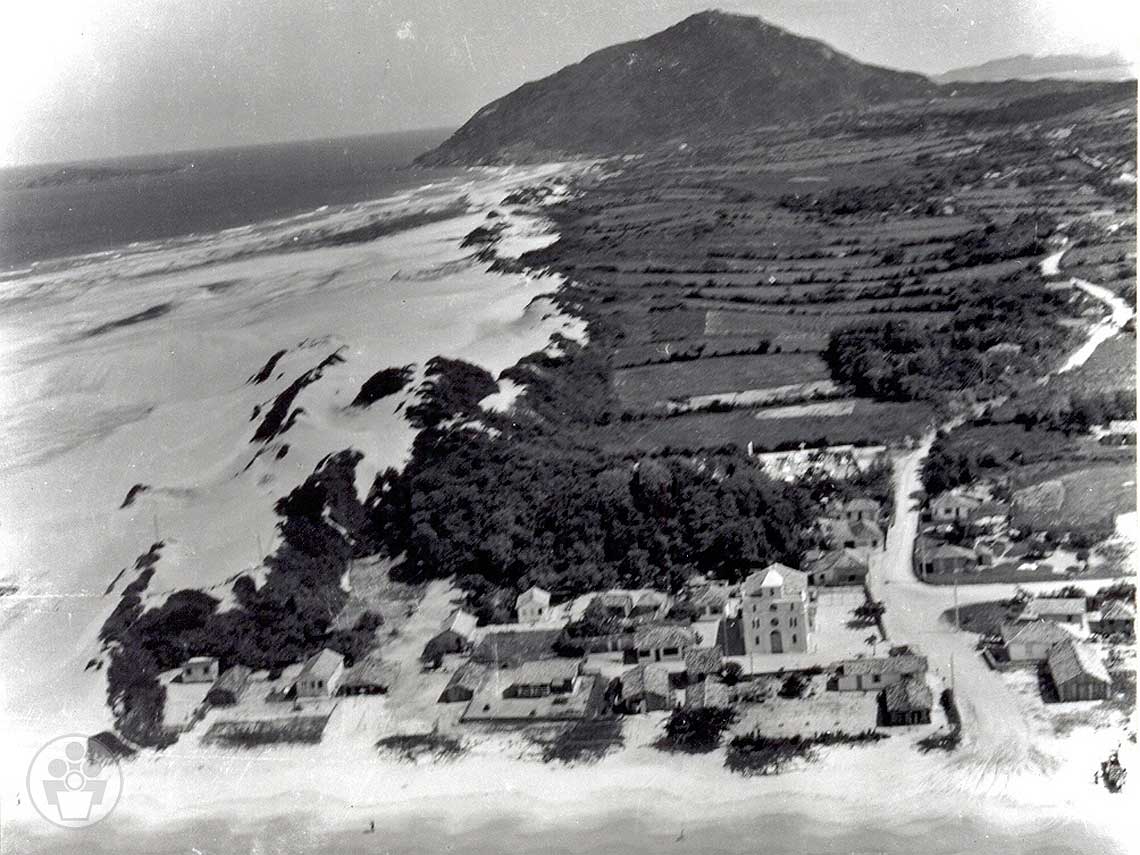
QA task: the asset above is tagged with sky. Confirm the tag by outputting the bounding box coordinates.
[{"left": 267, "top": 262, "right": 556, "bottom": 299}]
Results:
[{"left": 1, "top": 0, "right": 1137, "bottom": 166}]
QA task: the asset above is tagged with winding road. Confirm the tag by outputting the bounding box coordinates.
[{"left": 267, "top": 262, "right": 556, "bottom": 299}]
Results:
[{"left": 865, "top": 258, "right": 1134, "bottom": 787}]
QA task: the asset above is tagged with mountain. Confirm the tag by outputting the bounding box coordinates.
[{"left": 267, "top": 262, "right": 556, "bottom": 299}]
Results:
[
  {"left": 417, "top": 10, "right": 936, "bottom": 165},
  {"left": 936, "top": 53, "right": 1136, "bottom": 84}
]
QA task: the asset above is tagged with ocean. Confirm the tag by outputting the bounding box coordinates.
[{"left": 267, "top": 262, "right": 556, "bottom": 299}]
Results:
[{"left": 0, "top": 127, "right": 456, "bottom": 271}]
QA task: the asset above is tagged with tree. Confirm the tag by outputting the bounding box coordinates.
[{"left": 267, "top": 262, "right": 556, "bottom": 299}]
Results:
[
  {"left": 864, "top": 634, "right": 880, "bottom": 657},
  {"left": 854, "top": 600, "right": 886, "bottom": 626},
  {"left": 720, "top": 661, "right": 744, "bottom": 686},
  {"left": 660, "top": 707, "right": 738, "bottom": 753}
]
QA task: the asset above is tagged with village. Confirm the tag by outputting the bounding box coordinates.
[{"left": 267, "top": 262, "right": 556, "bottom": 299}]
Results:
[{"left": 155, "top": 475, "right": 1135, "bottom": 784}]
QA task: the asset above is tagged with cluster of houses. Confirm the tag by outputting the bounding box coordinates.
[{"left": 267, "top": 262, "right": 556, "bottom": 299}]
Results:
[
  {"left": 914, "top": 488, "right": 1018, "bottom": 577},
  {"left": 168, "top": 648, "right": 400, "bottom": 736},
  {"left": 991, "top": 594, "right": 1133, "bottom": 702}
]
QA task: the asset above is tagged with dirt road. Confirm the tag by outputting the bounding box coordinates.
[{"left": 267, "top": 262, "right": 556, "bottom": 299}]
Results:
[{"left": 868, "top": 439, "right": 1125, "bottom": 791}]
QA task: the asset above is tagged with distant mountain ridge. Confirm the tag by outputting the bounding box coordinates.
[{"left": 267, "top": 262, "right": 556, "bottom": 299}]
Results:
[
  {"left": 418, "top": 10, "right": 937, "bottom": 165},
  {"left": 936, "top": 53, "right": 1136, "bottom": 84}
]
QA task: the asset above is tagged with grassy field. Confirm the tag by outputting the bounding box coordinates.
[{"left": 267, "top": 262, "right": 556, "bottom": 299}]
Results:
[
  {"left": 1012, "top": 460, "right": 1137, "bottom": 533},
  {"left": 614, "top": 353, "right": 830, "bottom": 407},
  {"left": 617, "top": 399, "right": 936, "bottom": 452}
]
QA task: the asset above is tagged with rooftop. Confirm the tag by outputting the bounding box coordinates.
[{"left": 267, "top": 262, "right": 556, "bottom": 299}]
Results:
[
  {"left": 441, "top": 608, "right": 478, "bottom": 638},
  {"left": 1048, "top": 639, "right": 1110, "bottom": 686},
  {"left": 505, "top": 658, "right": 581, "bottom": 687},
  {"left": 1000, "top": 620, "right": 1078, "bottom": 646},
  {"left": 838, "top": 654, "right": 928, "bottom": 677},
  {"left": 296, "top": 649, "right": 344, "bottom": 683},
  {"left": 883, "top": 676, "right": 933, "bottom": 713},
  {"left": 1025, "top": 598, "right": 1086, "bottom": 617},
  {"left": 633, "top": 623, "right": 697, "bottom": 650},
  {"left": 620, "top": 664, "right": 672, "bottom": 699},
  {"left": 339, "top": 656, "right": 400, "bottom": 690}
]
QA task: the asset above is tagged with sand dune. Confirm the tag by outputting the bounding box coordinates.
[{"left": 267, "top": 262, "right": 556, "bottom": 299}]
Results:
[{"left": 0, "top": 164, "right": 587, "bottom": 800}]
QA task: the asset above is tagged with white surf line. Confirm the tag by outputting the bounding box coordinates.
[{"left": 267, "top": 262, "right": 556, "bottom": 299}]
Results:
[{"left": 1057, "top": 277, "right": 1135, "bottom": 373}]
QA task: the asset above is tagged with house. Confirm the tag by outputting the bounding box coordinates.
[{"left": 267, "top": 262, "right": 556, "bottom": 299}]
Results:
[
  {"left": 516, "top": 586, "right": 552, "bottom": 624},
  {"left": 690, "top": 618, "right": 722, "bottom": 649},
  {"left": 683, "top": 647, "right": 722, "bottom": 683},
  {"left": 205, "top": 665, "right": 252, "bottom": 706},
  {"left": 1048, "top": 640, "right": 1111, "bottom": 702},
  {"left": 822, "top": 517, "right": 884, "bottom": 550},
  {"left": 181, "top": 656, "right": 220, "bottom": 684},
  {"left": 834, "top": 654, "right": 928, "bottom": 691},
  {"left": 740, "top": 564, "right": 813, "bottom": 655},
  {"left": 689, "top": 584, "right": 730, "bottom": 619},
  {"left": 501, "top": 659, "right": 581, "bottom": 698},
  {"left": 916, "top": 540, "right": 978, "bottom": 576},
  {"left": 421, "top": 609, "right": 478, "bottom": 662},
  {"left": 1019, "top": 598, "right": 1087, "bottom": 628},
  {"left": 337, "top": 656, "right": 400, "bottom": 695},
  {"left": 880, "top": 677, "right": 933, "bottom": 725},
  {"left": 614, "top": 664, "right": 673, "bottom": 713},
  {"left": 837, "top": 497, "right": 881, "bottom": 524},
  {"left": 439, "top": 661, "right": 489, "bottom": 703},
  {"left": 929, "top": 492, "right": 981, "bottom": 523},
  {"left": 1092, "top": 600, "right": 1135, "bottom": 637},
  {"left": 965, "top": 502, "right": 1012, "bottom": 536},
  {"left": 632, "top": 624, "right": 697, "bottom": 663},
  {"left": 805, "top": 548, "right": 869, "bottom": 587},
  {"left": 685, "top": 679, "right": 733, "bottom": 710},
  {"left": 472, "top": 629, "right": 562, "bottom": 668},
  {"left": 294, "top": 649, "right": 345, "bottom": 698},
  {"left": 590, "top": 589, "right": 671, "bottom": 621},
  {"left": 1000, "top": 621, "right": 1078, "bottom": 662}
]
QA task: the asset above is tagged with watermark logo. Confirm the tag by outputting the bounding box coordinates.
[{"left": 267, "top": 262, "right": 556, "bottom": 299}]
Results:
[{"left": 27, "top": 734, "right": 122, "bottom": 828}]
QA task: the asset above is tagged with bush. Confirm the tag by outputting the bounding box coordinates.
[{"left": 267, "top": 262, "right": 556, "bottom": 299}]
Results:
[{"left": 658, "top": 707, "right": 738, "bottom": 753}]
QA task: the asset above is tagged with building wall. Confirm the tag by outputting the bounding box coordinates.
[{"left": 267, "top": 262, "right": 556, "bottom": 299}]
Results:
[
  {"left": 518, "top": 603, "right": 547, "bottom": 624},
  {"left": 1007, "top": 640, "right": 1057, "bottom": 662},
  {"left": 742, "top": 590, "right": 809, "bottom": 655},
  {"left": 1056, "top": 675, "right": 1109, "bottom": 702},
  {"left": 296, "top": 663, "right": 344, "bottom": 698},
  {"left": 836, "top": 670, "right": 906, "bottom": 691}
]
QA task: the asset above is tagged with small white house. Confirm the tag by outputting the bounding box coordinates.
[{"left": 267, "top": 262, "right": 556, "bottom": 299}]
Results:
[
  {"left": 294, "top": 649, "right": 345, "bottom": 698},
  {"left": 516, "top": 586, "right": 552, "bottom": 624},
  {"left": 181, "top": 656, "right": 220, "bottom": 684}
]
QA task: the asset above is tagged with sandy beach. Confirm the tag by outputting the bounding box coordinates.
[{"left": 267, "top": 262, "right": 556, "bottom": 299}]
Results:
[{"left": 0, "top": 162, "right": 588, "bottom": 844}]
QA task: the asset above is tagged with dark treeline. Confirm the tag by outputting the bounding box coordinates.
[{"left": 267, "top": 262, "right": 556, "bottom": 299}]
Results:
[
  {"left": 101, "top": 451, "right": 382, "bottom": 746},
  {"left": 104, "top": 345, "right": 820, "bottom": 744},
  {"left": 824, "top": 274, "right": 1074, "bottom": 403},
  {"left": 369, "top": 348, "right": 817, "bottom": 624}
]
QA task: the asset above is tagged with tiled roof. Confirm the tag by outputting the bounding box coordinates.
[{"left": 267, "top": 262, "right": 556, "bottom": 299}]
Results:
[
  {"left": 842, "top": 497, "right": 881, "bottom": 513},
  {"left": 691, "top": 585, "right": 730, "bottom": 609},
  {"left": 931, "top": 492, "right": 982, "bottom": 510},
  {"left": 1000, "top": 621, "right": 1076, "bottom": 646},
  {"left": 1100, "top": 600, "right": 1135, "bottom": 621},
  {"left": 445, "top": 661, "right": 489, "bottom": 693},
  {"left": 686, "top": 680, "right": 732, "bottom": 709},
  {"left": 807, "top": 548, "right": 867, "bottom": 574},
  {"left": 633, "top": 623, "right": 696, "bottom": 650},
  {"left": 211, "top": 665, "right": 252, "bottom": 694},
  {"left": 838, "top": 654, "right": 927, "bottom": 677},
  {"left": 1048, "top": 640, "right": 1110, "bottom": 686},
  {"left": 620, "top": 664, "right": 671, "bottom": 699},
  {"left": 506, "top": 658, "right": 581, "bottom": 687},
  {"left": 683, "top": 646, "right": 722, "bottom": 677},
  {"left": 925, "top": 542, "right": 977, "bottom": 560},
  {"left": 340, "top": 656, "right": 400, "bottom": 689},
  {"left": 442, "top": 609, "right": 478, "bottom": 638},
  {"left": 883, "top": 677, "right": 933, "bottom": 713},
  {"left": 297, "top": 648, "right": 343, "bottom": 682},
  {"left": 742, "top": 564, "right": 808, "bottom": 597},
  {"left": 1025, "top": 598, "right": 1086, "bottom": 617}
]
